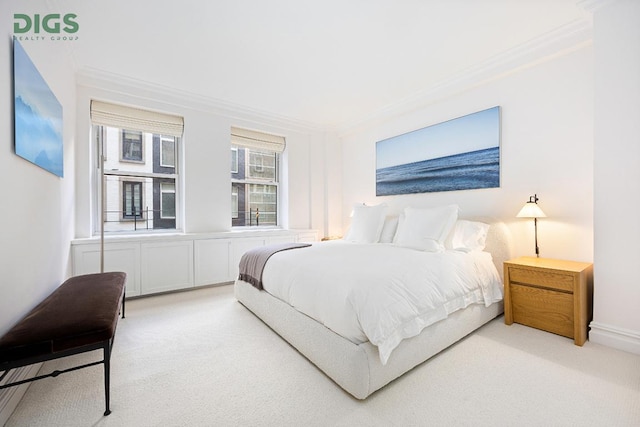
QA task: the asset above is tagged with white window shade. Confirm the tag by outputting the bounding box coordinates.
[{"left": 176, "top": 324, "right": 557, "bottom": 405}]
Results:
[
  {"left": 91, "top": 100, "right": 184, "bottom": 138},
  {"left": 231, "top": 126, "right": 286, "bottom": 153}
]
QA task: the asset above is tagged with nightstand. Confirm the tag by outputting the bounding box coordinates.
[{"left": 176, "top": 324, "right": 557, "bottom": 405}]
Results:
[{"left": 503, "top": 257, "right": 593, "bottom": 346}]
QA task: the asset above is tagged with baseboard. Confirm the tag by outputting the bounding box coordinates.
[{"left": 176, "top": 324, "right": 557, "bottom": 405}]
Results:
[
  {"left": 0, "top": 364, "right": 42, "bottom": 427},
  {"left": 589, "top": 321, "right": 640, "bottom": 355}
]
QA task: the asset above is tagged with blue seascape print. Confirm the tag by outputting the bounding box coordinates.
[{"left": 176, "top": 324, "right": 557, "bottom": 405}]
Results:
[
  {"left": 13, "top": 40, "right": 63, "bottom": 177},
  {"left": 376, "top": 146, "right": 499, "bottom": 196},
  {"left": 376, "top": 106, "right": 500, "bottom": 196}
]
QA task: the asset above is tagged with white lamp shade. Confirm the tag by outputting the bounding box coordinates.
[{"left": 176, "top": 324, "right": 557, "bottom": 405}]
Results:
[{"left": 517, "top": 202, "right": 546, "bottom": 218}]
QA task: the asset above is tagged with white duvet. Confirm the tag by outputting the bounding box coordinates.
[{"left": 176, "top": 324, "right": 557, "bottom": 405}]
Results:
[{"left": 261, "top": 241, "right": 503, "bottom": 365}]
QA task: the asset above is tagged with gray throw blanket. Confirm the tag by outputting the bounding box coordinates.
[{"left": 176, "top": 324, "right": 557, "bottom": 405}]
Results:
[{"left": 238, "top": 242, "right": 311, "bottom": 290}]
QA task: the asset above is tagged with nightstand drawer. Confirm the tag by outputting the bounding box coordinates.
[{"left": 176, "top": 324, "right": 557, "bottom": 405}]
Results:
[
  {"left": 509, "top": 267, "right": 574, "bottom": 293},
  {"left": 511, "top": 283, "right": 574, "bottom": 338}
]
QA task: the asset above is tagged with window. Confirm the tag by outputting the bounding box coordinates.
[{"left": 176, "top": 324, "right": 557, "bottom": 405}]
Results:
[
  {"left": 230, "top": 127, "right": 285, "bottom": 227},
  {"left": 122, "top": 181, "right": 143, "bottom": 219},
  {"left": 247, "top": 182, "right": 277, "bottom": 225},
  {"left": 122, "top": 130, "right": 143, "bottom": 162},
  {"left": 91, "top": 100, "right": 183, "bottom": 234},
  {"left": 160, "top": 136, "right": 175, "bottom": 167},
  {"left": 231, "top": 187, "right": 239, "bottom": 219},
  {"left": 231, "top": 148, "right": 279, "bottom": 226},
  {"left": 160, "top": 182, "right": 176, "bottom": 219},
  {"left": 231, "top": 147, "right": 238, "bottom": 174}
]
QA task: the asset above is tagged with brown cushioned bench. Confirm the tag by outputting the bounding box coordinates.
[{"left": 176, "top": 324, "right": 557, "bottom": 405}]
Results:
[{"left": 0, "top": 272, "right": 126, "bottom": 416}]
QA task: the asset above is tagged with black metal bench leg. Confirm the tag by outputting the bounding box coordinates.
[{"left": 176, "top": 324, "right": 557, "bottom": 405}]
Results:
[{"left": 103, "top": 341, "right": 112, "bottom": 416}]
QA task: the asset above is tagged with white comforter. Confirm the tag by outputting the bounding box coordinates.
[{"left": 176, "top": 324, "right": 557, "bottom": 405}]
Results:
[{"left": 261, "top": 241, "right": 503, "bottom": 365}]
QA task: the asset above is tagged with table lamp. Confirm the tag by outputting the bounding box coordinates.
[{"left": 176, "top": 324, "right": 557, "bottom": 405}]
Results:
[{"left": 517, "top": 194, "right": 546, "bottom": 257}]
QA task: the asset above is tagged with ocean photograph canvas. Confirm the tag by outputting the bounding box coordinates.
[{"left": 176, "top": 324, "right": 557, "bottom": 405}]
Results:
[
  {"left": 13, "top": 39, "right": 63, "bottom": 177},
  {"left": 376, "top": 106, "right": 500, "bottom": 196}
]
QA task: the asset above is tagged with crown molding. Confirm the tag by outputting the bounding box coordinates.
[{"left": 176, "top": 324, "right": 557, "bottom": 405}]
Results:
[
  {"left": 577, "top": 0, "right": 619, "bottom": 13},
  {"left": 76, "top": 68, "right": 325, "bottom": 134},
  {"left": 76, "top": 17, "right": 594, "bottom": 138},
  {"left": 336, "top": 18, "right": 593, "bottom": 136}
]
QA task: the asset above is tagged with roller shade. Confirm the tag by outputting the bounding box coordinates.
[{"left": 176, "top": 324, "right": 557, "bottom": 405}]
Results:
[
  {"left": 231, "top": 126, "right": 286, "bottom": 153},
  {"left": 91, "top": 100, "right": 184, "bottom": 138}
]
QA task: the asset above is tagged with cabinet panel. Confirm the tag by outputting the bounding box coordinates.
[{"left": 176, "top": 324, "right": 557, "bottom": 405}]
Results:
[
  {"left": 229, "top": 238, "right": 265, "bottom": 279},
  {"left": 72, "top": 229, "right": 317, "bottom": 296},
  {"left": 72, "top": 243, "right": 141, "bottom": 296},
  {"left": 267, "top": 236, "right": 296, "bottom": 245},
  {"left": 141, "top": 241, "right": 194, "bottom": 294},
  {"left": 296, "top": 231, "right": 318, "bottom": 243},
  {"left": 194, "top": 239, "right": 231, "bottom": 285}
]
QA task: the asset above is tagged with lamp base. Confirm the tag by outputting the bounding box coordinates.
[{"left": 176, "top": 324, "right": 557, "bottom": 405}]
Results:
[{"left": 534, "top": 217, "right": 540, "bottom": 258}]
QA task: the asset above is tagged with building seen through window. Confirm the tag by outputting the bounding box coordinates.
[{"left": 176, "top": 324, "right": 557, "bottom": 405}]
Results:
[
  {"left": 230, "top": 127, "right": 284, "bottom": 227},
  {"left": 99, "top": 126, "right": 178, "bottom": 232},
  {"left": 231, "top": 146, "right": 279, "bottom": 226}
]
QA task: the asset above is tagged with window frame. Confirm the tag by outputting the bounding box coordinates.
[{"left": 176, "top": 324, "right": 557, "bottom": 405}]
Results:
[
  {"left": 95, "top": 125, "right": 182, "bottom": 235},
  {"left": 231, "top": 145, "right": 280, "bottom": 228}
]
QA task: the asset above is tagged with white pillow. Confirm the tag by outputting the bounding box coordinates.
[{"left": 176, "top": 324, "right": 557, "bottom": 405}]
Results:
[
  {"left": 379, "top": 216, "right": 399, "bottom": 243},
  {"left": 344, "top": 204, "right": 387, "bottom": 243},
  {"left": 392, "top": 213, "right": 404, "bottom": 244},
  {"left": 394, "top": 205, "right": 459, "bottom": 252},
  {"left": 448, "top": 220, "right": 490, "bottom": 252}
]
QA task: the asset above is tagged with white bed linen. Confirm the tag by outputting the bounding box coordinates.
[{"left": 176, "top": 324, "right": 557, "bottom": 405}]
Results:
[{"left": 261, "top": 241, "right": 503, "bottom": 365}]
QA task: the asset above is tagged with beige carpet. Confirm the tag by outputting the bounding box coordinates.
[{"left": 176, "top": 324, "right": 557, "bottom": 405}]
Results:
[{"left": 4, "top": 284, "right": 640, "bottom": 427}]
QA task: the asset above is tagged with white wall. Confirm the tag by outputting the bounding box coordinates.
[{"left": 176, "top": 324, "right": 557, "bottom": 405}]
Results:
[
  {"left": 339, "top": 46, "right": 594, "bottom": 263},
  {"left": 591, "top": 0, "right": 640, "bottom": 353},
  {"left": 0, "top": 4, "right": 77, "bottom": 419},
  {"left": 0, "top": 5, "right": 76, "bottom": 337}
]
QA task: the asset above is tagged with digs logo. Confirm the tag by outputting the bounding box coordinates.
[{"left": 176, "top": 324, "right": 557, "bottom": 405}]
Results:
[{"left": 13, "top": 13, "right": 79, "bottom": 41}]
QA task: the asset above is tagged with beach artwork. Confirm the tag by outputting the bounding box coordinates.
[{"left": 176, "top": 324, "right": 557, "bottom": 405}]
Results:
[
  {"left": 376, "top": 106, "right": 500, "bottom": 196},
  {"left": 13, "top": 39, "right": 63, "bottom": 177}
]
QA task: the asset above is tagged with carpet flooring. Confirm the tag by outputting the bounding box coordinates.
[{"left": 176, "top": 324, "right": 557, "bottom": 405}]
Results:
[{"left": 4, "top": 284, "right": 640, "bottom": 426}]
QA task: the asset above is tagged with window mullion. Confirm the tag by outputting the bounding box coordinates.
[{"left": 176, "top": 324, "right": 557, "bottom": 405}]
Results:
[{"left": 104, "top": 171, "right": 177, "bottom": 180}]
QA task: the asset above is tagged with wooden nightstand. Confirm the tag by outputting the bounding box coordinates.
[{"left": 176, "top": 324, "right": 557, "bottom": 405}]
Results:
[{"left": 504, "top": 257, "right": 593, "bottom": 346}]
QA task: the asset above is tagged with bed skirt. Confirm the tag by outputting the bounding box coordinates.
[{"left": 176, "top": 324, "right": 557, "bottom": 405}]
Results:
[{"left": 235, "top": 279, "right": 503, "bottom": 399}]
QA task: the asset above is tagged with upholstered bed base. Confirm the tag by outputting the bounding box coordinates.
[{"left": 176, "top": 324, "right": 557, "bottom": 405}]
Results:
[
  {"left": 235, "top": 279, "right": 503, "bottom": 399},
  {"left": 234, "top": 218, "right": 512, "bottom": 398}
]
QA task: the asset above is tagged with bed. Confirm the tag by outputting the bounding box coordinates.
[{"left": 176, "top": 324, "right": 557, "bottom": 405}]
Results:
[{"left": 235, "top": 205, "right": 512, "bottom": 399}]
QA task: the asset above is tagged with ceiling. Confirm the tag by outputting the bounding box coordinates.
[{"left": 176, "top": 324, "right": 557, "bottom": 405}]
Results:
[{"left": 63, "top": 0, "right": 589, "bottom": 129}]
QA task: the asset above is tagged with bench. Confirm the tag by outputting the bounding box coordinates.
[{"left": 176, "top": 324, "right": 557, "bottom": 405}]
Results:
[{"left": 0, "top": 272, "right": 126, "bottom": 416}]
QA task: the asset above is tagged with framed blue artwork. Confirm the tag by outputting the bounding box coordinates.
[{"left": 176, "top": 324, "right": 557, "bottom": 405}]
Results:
[
  {"left": 13, "top": 39, "right": 63, "bottom": 177},
  {"left": 376, "top": 106, "right": 500, "bottom": 196}
]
